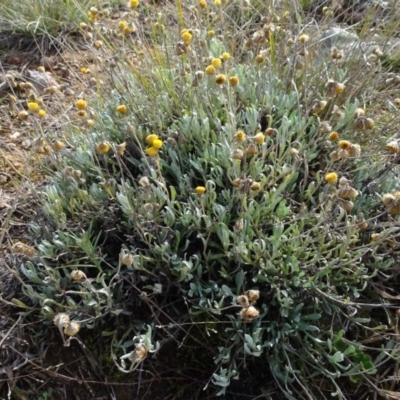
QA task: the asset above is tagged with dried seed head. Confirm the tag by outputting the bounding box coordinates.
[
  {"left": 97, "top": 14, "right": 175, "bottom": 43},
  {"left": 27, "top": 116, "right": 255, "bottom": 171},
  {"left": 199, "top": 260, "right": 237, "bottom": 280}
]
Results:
[
  {"left": 339, "top": 199, "right": 354, "bottom": 212},
  {"left": 265, "top": 128, "right": 277, "bottom": 136},
  {"left": 133, "top": 343, "right": 148, "bottom": 362},
  {"left": 240, "top": 306, "right": 260, "bottom": 322},
  {"left": 382, "top": 193, "right": 395, "bottom": 207},
  {"left": 337, "top": 186, "right": 359, "bottom": 200},
  {"left": 290, "top": 148, "right": 299, "bottom": 156},
  {"left": 232, "top": 178, "right": 242, "bottom": 187},
  {"left": 250, "top": 182, "right": 261, "bottom": 191},
  {"left": 115, "top": 142, "right": 127, "bottom": 156},
  {"left": 246, "top": 290, "right": 260, "bottom": 303},
  {"left": 312, "top": 100, "right": 327, "bottom": 114},
  {"left": 246, "top": 144, "right": 258, "bottom": 156},
  {"left": 348, "top": 143, "right": 361, "bottom": 158},
  {"left": 231, "top": 149, "right": 244, "bottom": 160},
  {"left": 386, "top": 140, "right": 400, "bottom": 154},
  {"left": 70, "top": 270, "right": 86, "bottom": 282},
  {"left": 54, "top": 313, "right": 70, "bottom": 327},
  {"left": 339, "top": 176, "right": 351, "bottom": 187},
  {"left": 64, "top": 321, "right": 80, "bottom": 336},
  {"left": 357, "top": 219, "right": 368, "bottom": 230},
  {"left": 120, "top": 250, "right": 134, "bottom": 266},
  {"left": 237, "top": 295, "right": 250, "bottom": 308}
]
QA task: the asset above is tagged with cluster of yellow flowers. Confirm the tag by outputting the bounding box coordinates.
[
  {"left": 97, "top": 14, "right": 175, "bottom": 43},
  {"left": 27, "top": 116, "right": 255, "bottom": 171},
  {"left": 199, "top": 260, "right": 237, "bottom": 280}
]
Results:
[
  {"left": 232, "top": 130, "right": 266, "bottom": 159},
  {"left": 145, "top": 134, "right": 163, "bottom": 157}
]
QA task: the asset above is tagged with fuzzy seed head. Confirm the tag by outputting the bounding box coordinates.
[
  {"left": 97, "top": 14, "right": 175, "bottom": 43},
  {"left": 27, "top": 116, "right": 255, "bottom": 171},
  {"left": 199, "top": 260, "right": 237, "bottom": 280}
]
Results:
[
  {"left": 246, "top": 290, "right": 260, "bottom": 303},
  {"left": 70, "top": 270, "right": 86, "bottom": 282},
  {"left": 237, "top": 295, "right": 250, "bottom": 307},
  {"left": 240, "top": 306, "right": 260, "bottom": 322},
  {"left": 64, "top": 321, "right": 80, "bottom": 337},
  {"left": 231, "top": 149, "right": 244, "bottom": 160}
]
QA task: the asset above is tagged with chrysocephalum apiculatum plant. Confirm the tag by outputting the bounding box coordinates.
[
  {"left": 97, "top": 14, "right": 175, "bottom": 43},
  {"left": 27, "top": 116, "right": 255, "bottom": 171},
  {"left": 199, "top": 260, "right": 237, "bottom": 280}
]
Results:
[{"left": 9, "top": 0, "right": 400, "bottom": 398}]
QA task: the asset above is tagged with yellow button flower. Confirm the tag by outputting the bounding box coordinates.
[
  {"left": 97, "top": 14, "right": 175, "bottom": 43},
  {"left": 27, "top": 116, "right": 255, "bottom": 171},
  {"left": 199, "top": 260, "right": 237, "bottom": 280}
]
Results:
[
  {"left": 195, "top": 186, "right": 206, "bottom": 195},
  {"left": 211, "top": 58, "right": 222, "bottom": 68},
  {"left": 152, "top": 139, "right": 163, "bottom": 150},
  {"left": 145, "top": 147, "right": 158, "bottom": 157},
  {"left": 75, "top": 99, "right": 88, "bottom": 110},
  {"left": 325, "top": 172, "right": 338, "bottom": 185},
  {"left": 27, "top": 102, "right": 39, "bottom": 112},
  {"left": 229, "top": 76, "right": 239, "bottom": 86},
  {"left": 97, "top": 141, "right": 111, "bottom": 154},
  {"left": 254, "top": 132, "right": 265, "bottom": 144},
  {"left": 117, "top": 105, "right": 127, "bottom": 115},
  {"left": 205, "top": 65, "right": 216, "bottom": 75},
  {"left": 146, "top": 134, "right": 159, "bottom": 144}
]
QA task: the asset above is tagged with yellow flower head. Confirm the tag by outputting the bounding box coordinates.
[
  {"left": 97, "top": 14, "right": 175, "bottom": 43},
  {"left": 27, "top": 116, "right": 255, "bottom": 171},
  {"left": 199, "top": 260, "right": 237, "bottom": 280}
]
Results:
[
  {"left": 199, "top": 0, "right": 207, "bottom": 8},
  {"left": 235, "top": 130, "right": 246, "bottom": 142},
  {"left": 195, "top": 186, "right": 206, "bottom": 195},
  {"left": 181, "top": 31, "right": 192, "bottom": 45},
  {"left": 38, "top": 109, "right": 46, "bottom": 118},
  {"left": 53, "top": 140, "right": 66, "bottom": 151},
  {"left": 229, "top": 76, "right": 239, "bottom": 86},
  {"left": 214, "top": 0, "right": 221, "bottom": 5},
  {"left": 207, "top": 29, "right": 215, "bottom": 37},
  {"left": 254, "top": 132, "right": 265, "bottom": 145},
  {"left": 146, "top": 134, "right": 159, "bottom": 145},
  {"left": 205, "top": 65, "right": 216, "bottom": 75},
  {"left": 152, "top": 139, "right": 163, "bottom": 150},
  {"left": 97, "top": 141, "right": 111, "bottom": 154},
  {"left": 128, "top": 0, "right": 139, "bottom": 8},
  {"left": 211, "top": 58, "right": 222, "bottom": 68},
  {"left": 325, "top": 172, "right": 338, "bottom": 185},
  {"left": 75, "top": 99, "right": 88, "bottom": 110},
  {"left": 80, "top": 67, "right": 89, "bottom": 74},
  {"left": 118, "top": 20, "right": 128, "bottom": 30},
  {"left": 117, "top": 105, "right": 127, "bottom": 115},
  {"left": 338, "top": 140, "right": 351, "bottom": 150},
  {"left": 222, "top": 52, "right": 231, "bottom": 61},
  {"left": 27, "top": 102, "right": 39, "bottom": 112},
  {"left": 329, "top": 131, "right": 339, "bottom": 141},
  {"left": 145, "top": 146, "right": 158, "bottom": 157}
]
